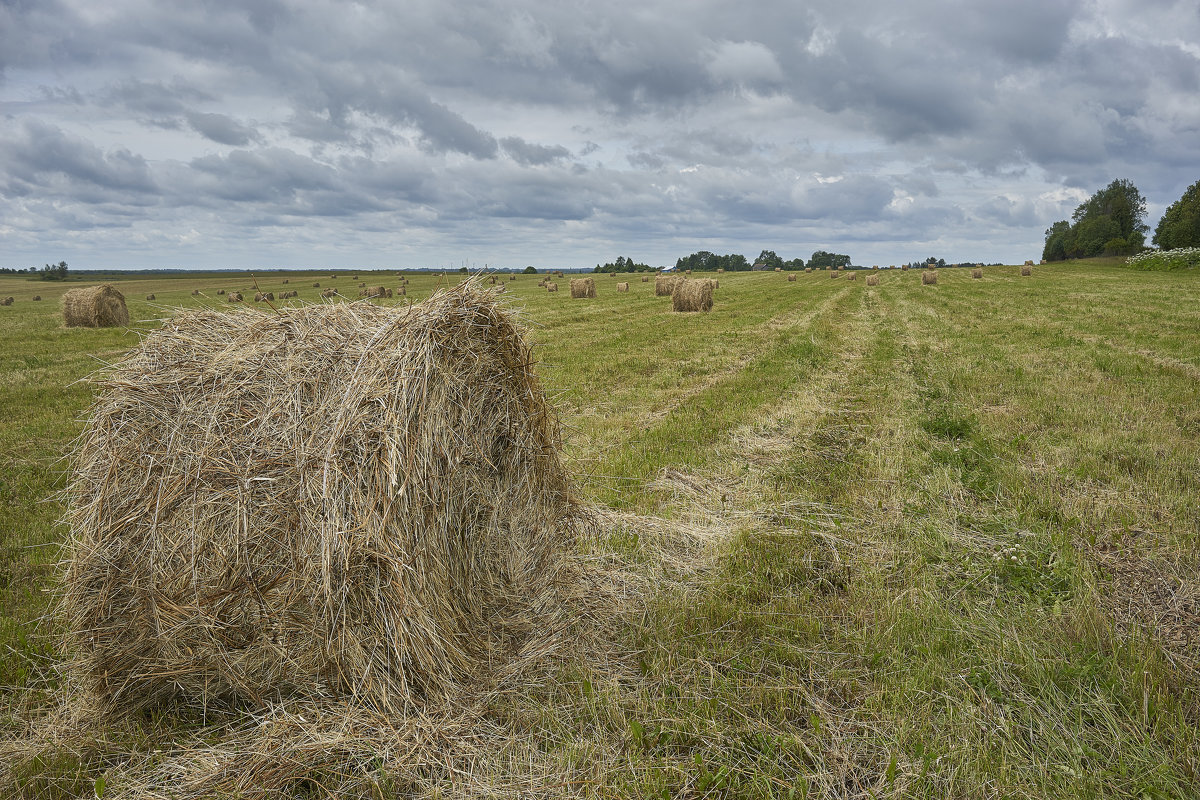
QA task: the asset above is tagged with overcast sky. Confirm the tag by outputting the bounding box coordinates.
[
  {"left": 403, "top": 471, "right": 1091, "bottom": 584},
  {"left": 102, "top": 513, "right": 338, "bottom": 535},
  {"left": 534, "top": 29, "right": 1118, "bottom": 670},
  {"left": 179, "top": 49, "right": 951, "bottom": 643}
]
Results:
[{"left": 2, "top": 0, "right": 1198, "bottom": 270}]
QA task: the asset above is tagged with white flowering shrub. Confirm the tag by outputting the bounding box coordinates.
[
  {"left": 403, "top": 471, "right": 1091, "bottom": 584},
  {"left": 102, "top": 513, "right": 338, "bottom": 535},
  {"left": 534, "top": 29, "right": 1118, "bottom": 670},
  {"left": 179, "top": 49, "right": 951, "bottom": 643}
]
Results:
[{"left": 1125, "top": 247, "right": 1200, "bottom": 270}]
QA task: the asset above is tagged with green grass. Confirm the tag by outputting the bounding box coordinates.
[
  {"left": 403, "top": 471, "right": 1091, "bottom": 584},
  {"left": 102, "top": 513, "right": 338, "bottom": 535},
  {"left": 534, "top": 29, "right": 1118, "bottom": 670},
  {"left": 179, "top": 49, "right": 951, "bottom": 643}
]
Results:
[{"left": 2, "top": 264, "right": 1199, "bottom": 797}]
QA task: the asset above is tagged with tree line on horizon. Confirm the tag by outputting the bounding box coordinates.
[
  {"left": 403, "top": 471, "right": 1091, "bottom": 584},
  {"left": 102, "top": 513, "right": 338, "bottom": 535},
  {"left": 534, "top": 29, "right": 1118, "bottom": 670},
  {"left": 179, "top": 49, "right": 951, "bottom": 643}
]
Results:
[{"left": 1042, "top": 178, "right": 1200, "bottom": 262}]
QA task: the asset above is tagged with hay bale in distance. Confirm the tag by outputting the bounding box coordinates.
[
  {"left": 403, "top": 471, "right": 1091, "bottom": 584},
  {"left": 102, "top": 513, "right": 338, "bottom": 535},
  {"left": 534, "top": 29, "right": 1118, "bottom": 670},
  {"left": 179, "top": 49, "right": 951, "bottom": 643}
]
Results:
[
  {"left": 59, "top": 284, "right": 578, "bottom": 716},
  {"left": 654, "top": 275, "right": 681, "bottom": 296},
  {"left": 829, "top": 270, "right": 837, "bottom": 279},
  {"left": 1024, "top": 260, "right": 1034, "bottom": 266},
  {"left": 846, "top": 272, "right": 857, "bottom": 281},
  {"left": 62, "top": 284, "right": 129, "bottom": 328},
  {"left": 788, "top": 274, "right": 797, "bottom": 282},
  {"left": 617, "top": 282, "right": 629, "bottom": 292},
  {"left": 641, "top": 275, "right": 650, "bottom": 282},
  {"left": 397, "top": 287, "right": 406, "bottom": 296},
  {"left": 321, "top": 288, "right": 338, "bottom": 298},
  {"left": 313, "top": 282, "right": 321, "bottom": 288},
  {"left": 1020, "top": 265, "right": 1033, "bottom": 276},
  {"left": 361, "top": 286, "right": 389, "bottom": 298},
  {"left": 717, "top": 268, "right": 724, "bottom": 273},
  {"left": 146, "top": 294, "right": 155, "bottom": 301},
  {"left": 805, "top": 267, "right": 812, "bottom": 273},
  {"left": 191, "top": 289, "right": 200, "bottom": 296},
  {"left": 227, "top": 292, "right": 243, "bottom": 302},
  {"left": 1, "top": 297, "right": 12, "bottom": 306},
  {"left": 922, "top": 271, "right": 938, "bottom": 285},
  {"left": 671, "top": 280, "right": 713, "bottom": 312},
  {"left": 865, "top": 274, "right": 879, "bottom": 286},
  {"left": 972, "top": 268, "right": 983, "bottom": 279},
  {"left": 546, "top": 282, "right": 558, "bottom": 292},
  {"left": 569, "top": 278, "right": 596, "bottom": 298},
  {"left": 509, "top": 275, "right": 516, "bottom": 281},
  {"left": 33, "top": 295, "right": 42, "bottom": 301},
  {"left": 217, "top": 289, "right": 226, "bottom": 295},
  {"left": 901, "top": 265, "right": 909, "bottom": 271}
]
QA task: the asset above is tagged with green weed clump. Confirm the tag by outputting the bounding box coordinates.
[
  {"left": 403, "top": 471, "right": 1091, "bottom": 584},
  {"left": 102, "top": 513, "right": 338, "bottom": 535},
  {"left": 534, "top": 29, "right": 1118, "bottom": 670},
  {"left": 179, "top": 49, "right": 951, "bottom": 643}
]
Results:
[{"left": 1125, "top": 247, "right": 1200, "bottom": 270}]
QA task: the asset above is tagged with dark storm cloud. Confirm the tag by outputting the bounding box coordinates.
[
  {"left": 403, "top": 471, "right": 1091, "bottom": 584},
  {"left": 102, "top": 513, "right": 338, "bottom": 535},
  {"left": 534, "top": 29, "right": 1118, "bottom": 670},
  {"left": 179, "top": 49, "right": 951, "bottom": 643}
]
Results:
[{"left": 1, "top": 0, "right": 1197, "bottom": 268}]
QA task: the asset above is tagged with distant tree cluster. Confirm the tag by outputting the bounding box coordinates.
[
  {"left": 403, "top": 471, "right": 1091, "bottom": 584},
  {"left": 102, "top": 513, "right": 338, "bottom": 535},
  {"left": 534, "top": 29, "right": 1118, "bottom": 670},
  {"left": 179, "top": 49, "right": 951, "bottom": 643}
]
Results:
[
  {"left": 1042, "top": 179, "right": 1148, "bottom": 261},
  {"left": 807, "top": 250, "right": 851, "bottom": 269},
  {"left": 676, "top": 251, "right": 751, "bottom": 271},
  {"left": 1153, "top": 180, "right": 1200, "bottom": 251},
  {"left": 593, "top": 256, "right": 652, "bottom": 273},
  {"left": 39, "top": 261, "right": 69, "bottom": 281}
]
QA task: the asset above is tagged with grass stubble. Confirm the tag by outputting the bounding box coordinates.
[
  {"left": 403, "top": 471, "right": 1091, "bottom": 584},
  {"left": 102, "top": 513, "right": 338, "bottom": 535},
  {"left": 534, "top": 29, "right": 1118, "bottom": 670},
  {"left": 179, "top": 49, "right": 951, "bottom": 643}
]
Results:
[{"left": 0, "top": 262, "right": 1198, "bottom": 798}]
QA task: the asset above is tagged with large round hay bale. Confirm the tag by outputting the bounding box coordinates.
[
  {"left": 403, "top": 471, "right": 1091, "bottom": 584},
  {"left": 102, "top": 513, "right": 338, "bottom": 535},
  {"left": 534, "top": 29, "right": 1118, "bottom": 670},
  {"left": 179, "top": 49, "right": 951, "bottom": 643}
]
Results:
[
  {"left": 654, "top": 275, "right": 681, "bottom": 296},
  {"left": 218, "top": 289, "right": 226, "bottom": 295},
  {"left": 829, "top": 270, "right": 837, "bottom": 279},
  {"left": 59, "top": 285, "right": 578, "bottom": 715},
  {"left": 146, "top": 294, "right": 155, "bottom": 301},
  {"left": 901, "top": 265, "right": 909, "bottom": 271},
  {"left": 191, "top": 289, "right": 200, "bottom": 296},
  {"left": 33, "top": 295, "right": 42, "bottom": 301},
  {"left": 546, "top": 282, "right": 558, "bottom": 292},
  {"left": 846, "top": 272, "right": 856, "bottom": 281},
  {"left": 62, "top": 284, "right": 129, "bottom": 328},
  {"left": 641, "top": 276, "right": 649, "bottom": 282},
  {"left": 1024, "top": 260, "right": 1034, "bottom": 266},
  {"left": 717, "top": 268, "right": 724, "bottom": 274},
  {"left": 672, "top": 280, "right": 713, "bottom": 312},
  {"left": 321, "top": 288, "right": 338, "bottom": 298},
  {"left": 397, "top": 287, "right": 406, "bottom": 296},
  {"left": 569, "top": 278, "right": 596, "bottom": 298},
  {"left": 313, "top": 282, "right": 321, "bottom": 288},
  {"left": 972, "top": 268, "right": 983, "bottom": 279},
  {"left": 617, "top": 282, "right": 629, "bottom": 292},
  {"left": 865, "top": 274, "right": 879, "bottom": 286},
  {"left": 361, "top": 285, "right": 388, "bottom": 298},
  {"left": 788, "top": 274, "right": 797, "bottom": 282},
  {"left": 227, "top": 292, "right": 243, "bottom": 302},
  {"left": 1, "top": 297, "right": 13, "bottom": 306},
  {"left": 1020, "top": 265, "right": 1033, "bottom": 276},
  {"left": 805, "top": 267, "right": 812, "bottom": 273},
  {"left": 922, "top": 271, "right": 938, "bottom": 285}
]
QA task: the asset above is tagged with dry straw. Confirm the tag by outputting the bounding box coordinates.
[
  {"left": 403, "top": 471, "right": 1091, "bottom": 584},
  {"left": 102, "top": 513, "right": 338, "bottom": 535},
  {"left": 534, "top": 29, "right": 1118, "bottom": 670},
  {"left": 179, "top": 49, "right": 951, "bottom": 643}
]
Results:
[
  {"left": 671, "top": 279, "right": 713, "bottom": 312},
  {"left": 654, "top": 275, "right": 681, "bottom": 296},
  {"left": 1020, "top": 265, "right": 1033, "bottom": 276},
  {"left": 922, "top": 271, "right": 938, "bottom": 285},
  {"left": 617, "top": 282, "right": 629, "bottom": 292},
  {"left": 570, "top": 277, "right": 597, "bottom": 298},
  {"left": 62, "top": 284, "right": 129, "bottom": 328},
  {"left": 865, "top": 274, "right": 879, "bottom": 286},
  {"left": 57, "top": 283, "right": 582, "bottom": 718},
  {"left": 972, "top": 268, "right": 983, "bottom": 279}
]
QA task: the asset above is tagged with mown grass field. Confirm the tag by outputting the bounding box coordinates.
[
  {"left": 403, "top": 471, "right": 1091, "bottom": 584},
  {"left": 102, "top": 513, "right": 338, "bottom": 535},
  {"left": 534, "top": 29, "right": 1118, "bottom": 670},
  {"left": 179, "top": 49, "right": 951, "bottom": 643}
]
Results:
[{"left": 1, "top": 262, "right": 1198, "bottom": 798}]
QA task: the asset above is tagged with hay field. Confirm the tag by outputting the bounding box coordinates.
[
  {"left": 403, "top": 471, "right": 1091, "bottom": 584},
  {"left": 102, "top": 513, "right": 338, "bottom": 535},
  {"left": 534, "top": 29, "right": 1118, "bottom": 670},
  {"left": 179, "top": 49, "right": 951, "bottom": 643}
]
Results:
[{"left": 2, "top": 264, "right": 1199, "bottom": 798}]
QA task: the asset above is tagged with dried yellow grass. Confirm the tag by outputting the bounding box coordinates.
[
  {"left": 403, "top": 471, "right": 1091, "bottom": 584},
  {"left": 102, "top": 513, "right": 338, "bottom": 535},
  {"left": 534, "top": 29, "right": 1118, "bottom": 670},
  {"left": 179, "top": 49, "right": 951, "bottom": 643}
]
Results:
[
  {"left": 62, "top": 284, "right": 129, "bottom": 328},
  {"left": 654, "top": 275, "right": 681, "bottom": 296},
  {"left": 569, "top": 278, "right": 597, "bottom": 298},
  {"left": 671, "top": 280, "right": 713, "bottom": 312},
  {"left": 57, "top": 283, "right": 582, "bottom": 718}
]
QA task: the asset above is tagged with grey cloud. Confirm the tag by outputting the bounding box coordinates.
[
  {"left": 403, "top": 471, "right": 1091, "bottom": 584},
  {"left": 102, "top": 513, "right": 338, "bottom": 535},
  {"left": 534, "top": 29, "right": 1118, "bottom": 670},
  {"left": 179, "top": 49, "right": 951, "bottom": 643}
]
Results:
[
  {"left": 1, "top": 119, "right": 157, "bottom": 196},
  {"left": 500, "top": 137, "right": 571, "bottom": 166},
  {"left": 185, "top": 111, "right": 261, "bottom": 146}
]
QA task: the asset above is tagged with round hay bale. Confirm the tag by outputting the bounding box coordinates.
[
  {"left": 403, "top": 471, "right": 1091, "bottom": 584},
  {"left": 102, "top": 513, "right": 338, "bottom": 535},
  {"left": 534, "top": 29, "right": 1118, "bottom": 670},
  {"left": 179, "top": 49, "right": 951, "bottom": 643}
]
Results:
[
  {"left": 684, "top": 269, "right": 692, "bottom": 275},
  {"left": 829, "top": 270, "right": 837, "bottom": 279},
  {"left": 254, "top": 292, "right": 266, "bottom": 302},
  {"left": 846, "top": 272, "right": 856, "bottom": 281},
  {"left": 508, "top": 275, "right": 516, "bottom": 281},
  {"left": 717, "top": 268, "right": 725, "bottom": 274},
  {"left": 59, "top": 285, "right": 578, "bottom": 715},
  {"left": 218, "top": 289, "right": 226, "bottom": 295},
  {"left": 972, "top": 268, "right": 983, "bottom": 279},
  {"left": 774, "top": 267, "right": 782, "bottom": 272},
  {"left": 569, "top": 278, "right": 596, "bottom": 298},
  {"left": 654, "top": 275, "right": 681, "bottom": 297},
  {"left": 1024, "top": 260, "right": 1034, "bottom": 266},
  {"left": 191, "top": 289, "right": 200, "bottom": 296},
  {"left": 641, "top": 276, "right": 649, "bottom": 282},
  {"left": 1, "top": 297, "right": 13, "bottom": 306},
  {"left": 145, "top": 294, "right": 155, "bottom": 301},
  {"left": 1020, "top": 265, "right": 1033, "bottom": 276},
  {"left": 617, "top": 282, "right": 629, "bottom": 292},
  {"left": 922, "top": 271, "right": 938, "bottom": 285},
  {"left": 361, "top": 286, "right": 389, "bottom": 299},
  {"left": 313, "top": 282, "right": 321, "bottom": 288},
  {"left": 397, "top": 287, "right": 406, "bottom": 296},
  {"left": 321, "top": 288, "right": 338, "bottom": 299},
  {"left": 671, "top": 280, "right": 713, "bottom": 312},
  {"left": 227, "top": 292, "right": 243, "bottom": 302},
  {"left": 788, "top": 274, "right": 797, "bottom": 282},
  {"left": 62, "top": 284, "right": 129, "bottom": 328},
  {"left": 901, "top": 265, "right": 909, "bottom": 271},
  {"left": 546, "top": 282, "right": 558, "bottom": 292},
  {"left": 805, "top": 268, "right": 812, "bottom": 273},
  {"left": 33, "top": 295, "right": 42, "bottom": 301},
  {"left": 283, "top": 279, "right": 289, "bottom": 284},
  {"left": 865, "top": 274, "right": 879, "bottom": 286}
]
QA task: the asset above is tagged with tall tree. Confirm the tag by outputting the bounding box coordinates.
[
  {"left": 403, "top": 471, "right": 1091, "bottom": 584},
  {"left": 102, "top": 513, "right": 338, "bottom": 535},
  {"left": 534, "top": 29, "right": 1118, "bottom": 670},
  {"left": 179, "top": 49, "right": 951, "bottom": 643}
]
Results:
[
  {"left": 1153, "top": 180, "right": 1200, "bottom": 250},
  {"left": 1043, "top": 178, "right": 1148, "bottom": 260}
]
